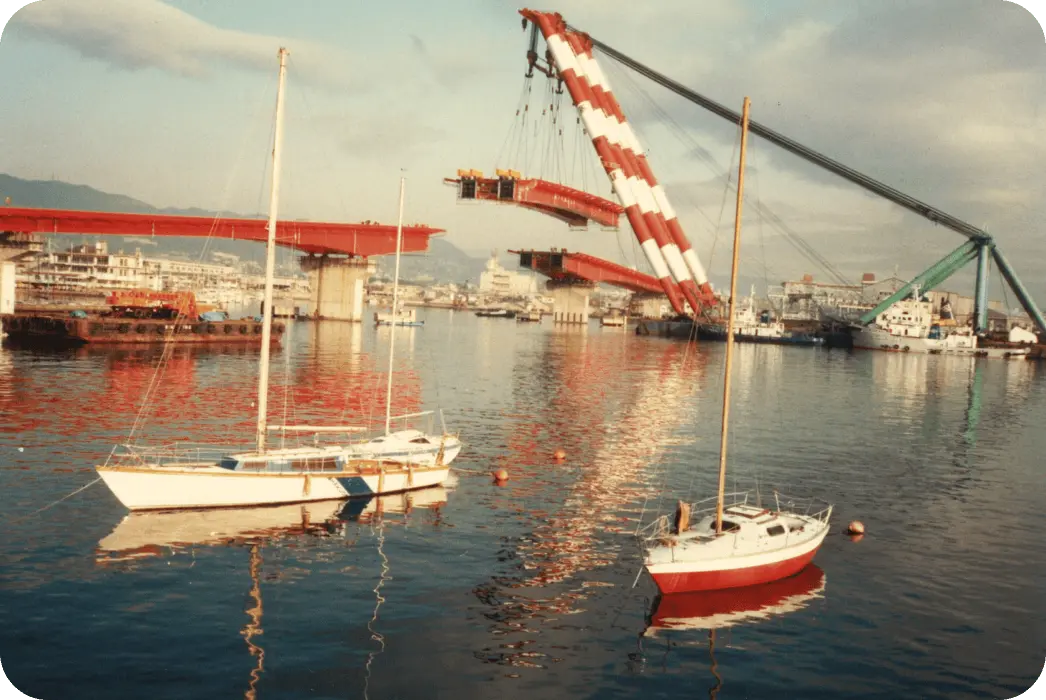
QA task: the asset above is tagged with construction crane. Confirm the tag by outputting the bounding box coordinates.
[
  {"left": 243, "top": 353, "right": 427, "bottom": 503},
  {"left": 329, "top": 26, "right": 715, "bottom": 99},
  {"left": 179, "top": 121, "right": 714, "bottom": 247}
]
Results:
[{"left": 523, "top": 10, "right": 1044, "bottom": 335}]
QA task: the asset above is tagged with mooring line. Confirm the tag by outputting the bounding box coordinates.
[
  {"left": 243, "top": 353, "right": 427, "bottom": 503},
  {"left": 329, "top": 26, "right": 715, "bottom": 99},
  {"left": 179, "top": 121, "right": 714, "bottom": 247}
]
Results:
[{"left": 8, "top": 477, "right": 101, "bottom": 526}]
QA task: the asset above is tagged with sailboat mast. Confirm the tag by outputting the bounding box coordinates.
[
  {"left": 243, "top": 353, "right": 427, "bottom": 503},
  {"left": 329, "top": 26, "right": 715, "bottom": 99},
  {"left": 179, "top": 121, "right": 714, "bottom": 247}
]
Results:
[
  {"left": 256, "top": 46, "right": 289, "bottom": 454},
  {"left": 715, "top": 96, "right": 750, "bottom": 535},
  {"left": 385, "top": 176, "right": 406, "bottom": 435}
]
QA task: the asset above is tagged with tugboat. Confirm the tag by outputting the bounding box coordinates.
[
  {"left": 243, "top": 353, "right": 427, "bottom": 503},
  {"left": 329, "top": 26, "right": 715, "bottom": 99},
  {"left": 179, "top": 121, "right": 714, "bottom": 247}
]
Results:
[
  {"left": 850, "top": 289, "right": 1029, "bottom": 359},
  {"left": 697, "top": 287, "right": 824, "bottom": 346}
]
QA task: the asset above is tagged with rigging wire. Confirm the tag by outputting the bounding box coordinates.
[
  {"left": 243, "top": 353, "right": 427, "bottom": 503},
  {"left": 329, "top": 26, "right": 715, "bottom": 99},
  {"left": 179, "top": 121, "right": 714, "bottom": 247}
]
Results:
[
  {"left": 495, "top": 78, "right": 534, "bottom": 171},
  {"left": 599, "top": 53, "right": 851, "bottom": 287},
  {"left": 128, "top": 74, "right": 279, "bottom": 444}
]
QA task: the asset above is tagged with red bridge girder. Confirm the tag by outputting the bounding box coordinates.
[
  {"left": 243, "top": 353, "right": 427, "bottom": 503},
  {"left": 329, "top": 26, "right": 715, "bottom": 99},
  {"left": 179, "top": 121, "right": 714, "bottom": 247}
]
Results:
[
  {"left": 0, "top": 207, "right": 443, "bottom": 257},
  {"left": 445, "top": 171, "right": 622, "bottom": 228},
  {"left": 512, "top": 249, "right": 666, "bottom": 295}
]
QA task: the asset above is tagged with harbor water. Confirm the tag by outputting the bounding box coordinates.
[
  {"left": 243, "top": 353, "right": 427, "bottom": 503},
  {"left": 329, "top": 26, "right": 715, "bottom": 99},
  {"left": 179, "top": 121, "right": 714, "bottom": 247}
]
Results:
[{"left": 0, "top": 308, "right": 1042, "bottom": 699}]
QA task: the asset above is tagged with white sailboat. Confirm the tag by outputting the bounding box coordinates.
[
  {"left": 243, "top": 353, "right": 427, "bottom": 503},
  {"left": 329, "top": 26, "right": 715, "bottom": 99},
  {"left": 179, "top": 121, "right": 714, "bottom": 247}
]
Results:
[
  {"left": 373, "top": 206, "right": 423, "bottom": 327},
  {"left": 348, "top": 176, "right": 461, "bottom": 465},
  {"left": 96, "top": 48, "right": 458, "bottom": 511},
  {"left": 639, "top": 98, "right": 832, "bottom": 594}
]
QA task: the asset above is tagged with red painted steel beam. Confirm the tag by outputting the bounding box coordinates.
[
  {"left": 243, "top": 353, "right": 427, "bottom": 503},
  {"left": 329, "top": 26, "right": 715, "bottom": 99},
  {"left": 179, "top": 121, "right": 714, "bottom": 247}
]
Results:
[
  {"left": 445, "top": 176, "right": 622, "bottom": 228},
  {"left": 0, "top": 207, "right": 442, "bottom": 257},
  {"left": 513, "top": 248, "right": 665, "bottom": 294}
]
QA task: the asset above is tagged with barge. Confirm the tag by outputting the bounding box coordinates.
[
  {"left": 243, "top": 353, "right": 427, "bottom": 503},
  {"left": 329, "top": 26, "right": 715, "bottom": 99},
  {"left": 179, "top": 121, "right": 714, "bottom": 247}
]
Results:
[{"left": 1, "top": 288, "right": 283, "bottom": 346}]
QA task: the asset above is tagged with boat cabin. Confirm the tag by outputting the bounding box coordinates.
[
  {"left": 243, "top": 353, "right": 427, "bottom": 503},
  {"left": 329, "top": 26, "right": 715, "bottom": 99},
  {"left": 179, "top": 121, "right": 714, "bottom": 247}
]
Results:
[
  {"left": 689, "top": 503, "right": 809, "bottom": 543},
  {"left": 220, "top": 447, "right": 347, "bottom": 473}
]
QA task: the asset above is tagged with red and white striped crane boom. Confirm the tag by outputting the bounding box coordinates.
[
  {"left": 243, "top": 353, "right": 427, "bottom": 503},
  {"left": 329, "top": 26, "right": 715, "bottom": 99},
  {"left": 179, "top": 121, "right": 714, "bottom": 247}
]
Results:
[{"left": 520, "top": 9, "right": 716, "bottom": 317}]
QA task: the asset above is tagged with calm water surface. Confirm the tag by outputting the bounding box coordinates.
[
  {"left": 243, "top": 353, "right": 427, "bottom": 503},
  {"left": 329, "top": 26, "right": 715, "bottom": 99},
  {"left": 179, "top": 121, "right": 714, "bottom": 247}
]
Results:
[{"left": 0, "top": 308, "right": 1043, "bottom": 699}]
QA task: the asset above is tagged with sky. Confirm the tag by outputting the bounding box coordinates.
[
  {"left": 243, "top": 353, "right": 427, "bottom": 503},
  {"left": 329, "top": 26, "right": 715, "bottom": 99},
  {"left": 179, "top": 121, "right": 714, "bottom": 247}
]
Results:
[{"left": 0, "top": 0, "right": 1043, "bottom": 302}]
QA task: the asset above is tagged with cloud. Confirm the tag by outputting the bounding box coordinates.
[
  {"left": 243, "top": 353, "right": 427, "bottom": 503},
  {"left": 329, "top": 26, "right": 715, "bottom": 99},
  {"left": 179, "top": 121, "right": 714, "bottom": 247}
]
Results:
[{"left": 10, "top": 0, "right": 365, "bottom": 90}]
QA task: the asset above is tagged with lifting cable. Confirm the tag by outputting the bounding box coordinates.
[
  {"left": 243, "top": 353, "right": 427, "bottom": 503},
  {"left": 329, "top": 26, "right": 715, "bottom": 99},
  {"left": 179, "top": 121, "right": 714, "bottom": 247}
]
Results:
[{"left": 496, "top": 77, "right": 533, "bottom": 172}]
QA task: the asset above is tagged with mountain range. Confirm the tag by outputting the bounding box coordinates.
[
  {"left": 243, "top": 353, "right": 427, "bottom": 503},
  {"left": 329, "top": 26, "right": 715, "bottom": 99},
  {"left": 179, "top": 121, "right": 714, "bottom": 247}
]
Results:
[{"left": 0, "top": 173, "right": 490, "bottom": 284}]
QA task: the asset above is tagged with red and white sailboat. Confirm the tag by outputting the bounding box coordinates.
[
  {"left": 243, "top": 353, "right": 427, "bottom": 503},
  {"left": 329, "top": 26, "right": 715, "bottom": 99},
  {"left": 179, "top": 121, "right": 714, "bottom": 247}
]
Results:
[{"left": 640, "top": 97, "right": 833, "bottom": 595}]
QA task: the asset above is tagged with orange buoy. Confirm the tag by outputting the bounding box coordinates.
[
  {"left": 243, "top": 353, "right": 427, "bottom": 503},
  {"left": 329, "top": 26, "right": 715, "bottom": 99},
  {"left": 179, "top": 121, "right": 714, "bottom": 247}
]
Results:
[
  {"left": 846, "top": 520, "right": 865, "bottom": 536},
  {"left": 492, "top": 468, "right": 509, "bottom": 483},
  {"left": 553, "top": 448, "right": 567, "bottom": 461}
]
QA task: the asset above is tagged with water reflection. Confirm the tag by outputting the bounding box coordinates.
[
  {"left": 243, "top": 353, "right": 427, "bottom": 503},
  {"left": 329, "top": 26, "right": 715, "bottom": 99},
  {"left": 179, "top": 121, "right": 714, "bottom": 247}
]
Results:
[
  {"left": 642, "top": 564, "right": 826, "bottom": 634},
  {"left": 95, "top": 488, "right": 449, "bottom": 564},
  {"left": 244, "top": 543, "right": 265, "bottom": 700},
  {"left": 474, "top": 337, "right": 709, "bottom": 670},
  {"left": 637, "top": 566, "right": 826, "bottom": 698},
  {"left": 95, "top": 500, "right": 348, "bottom": 563},
  {"left": 93, "top": 485, "right": 449, "bottom": 698},
  {"left": 285, "top": 321, "right": 423, "bottom": 434}
]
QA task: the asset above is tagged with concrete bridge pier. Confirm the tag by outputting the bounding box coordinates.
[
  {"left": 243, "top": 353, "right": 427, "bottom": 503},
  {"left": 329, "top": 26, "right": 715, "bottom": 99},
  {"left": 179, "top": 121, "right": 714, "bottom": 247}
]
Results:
[
  {"left": 629, "top": 293, "right": 671, "bottom": 320},
  {"left": 547, "top": 280, "right": 596, "bottom": 324},
  {"left": 300, "top": 255, "right": 376, "bottom": 322}
]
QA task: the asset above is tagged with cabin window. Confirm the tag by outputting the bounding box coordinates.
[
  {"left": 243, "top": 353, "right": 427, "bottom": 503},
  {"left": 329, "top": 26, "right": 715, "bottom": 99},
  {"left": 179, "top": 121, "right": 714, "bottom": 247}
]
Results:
[
  {"left": 766, "top": 525, "right": 786, "bottom": 537},
  {"left": 371, "top": 438, "right": 385, "bottom": 443},
  {"left": 409, "top": 437, "right": 431, "bottom": 444},
  {"left": 240, "top": 461, "right": 267, "bottom": 471},
  {"left": 709, "top": 520, "right": 740, "bottom": 532},
  {"left": 290, "top": 457, "right": 340, "bottom": 471}
]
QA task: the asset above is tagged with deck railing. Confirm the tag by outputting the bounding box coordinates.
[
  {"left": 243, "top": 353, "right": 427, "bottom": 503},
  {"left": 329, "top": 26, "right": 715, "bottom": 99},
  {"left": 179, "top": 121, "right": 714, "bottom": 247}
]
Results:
[
  {"left": 637, "top": 490, "right": 832, "bottom": 542},
  {"left": 105, "top": 443, "right": 231, "bottom": 468}
]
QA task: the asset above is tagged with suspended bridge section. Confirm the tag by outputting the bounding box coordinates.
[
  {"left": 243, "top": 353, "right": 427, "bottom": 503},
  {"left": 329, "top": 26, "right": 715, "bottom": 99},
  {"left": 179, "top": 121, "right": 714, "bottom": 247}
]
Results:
[
  {"left": 512, "top": 249, "right": 666, "bottom": 324},
  {"left": 445, "top": 170, "right": 623, "bottom": 229}
]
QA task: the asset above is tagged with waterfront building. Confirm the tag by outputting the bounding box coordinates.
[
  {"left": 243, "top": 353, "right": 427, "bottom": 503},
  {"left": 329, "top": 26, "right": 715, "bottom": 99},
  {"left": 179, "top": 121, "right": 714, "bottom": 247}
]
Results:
[{"left": 478, "top": 253, "right": 538, "bottom": 296}]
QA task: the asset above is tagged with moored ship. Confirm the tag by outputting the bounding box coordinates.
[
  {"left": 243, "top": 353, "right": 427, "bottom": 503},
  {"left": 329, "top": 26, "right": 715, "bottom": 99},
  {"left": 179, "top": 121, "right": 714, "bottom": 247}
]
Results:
[
  {"left": 698, "top": 291, "right": 824, "bottom": 346},
  {"left": 851, "top": 295, "right": 1029, "bottom": 359}
]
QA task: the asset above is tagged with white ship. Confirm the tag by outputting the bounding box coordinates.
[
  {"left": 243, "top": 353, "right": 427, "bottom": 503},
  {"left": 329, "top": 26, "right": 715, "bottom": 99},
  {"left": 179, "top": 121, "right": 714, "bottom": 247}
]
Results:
[{"left": 851, "top": 294, "right": 1029, "bottom": 359}]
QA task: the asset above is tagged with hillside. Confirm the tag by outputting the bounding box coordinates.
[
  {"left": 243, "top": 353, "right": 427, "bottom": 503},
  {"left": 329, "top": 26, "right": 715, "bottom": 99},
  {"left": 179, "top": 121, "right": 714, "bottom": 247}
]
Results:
[{"left": 0, "top": 173, "right": 484, "bottom": 281}]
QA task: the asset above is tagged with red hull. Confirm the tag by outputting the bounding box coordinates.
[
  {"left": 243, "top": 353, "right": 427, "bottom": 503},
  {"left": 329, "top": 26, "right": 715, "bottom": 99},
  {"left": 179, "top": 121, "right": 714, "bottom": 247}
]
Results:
[{"left": 650, "top": 545, "right": 822, "bottom": 594}]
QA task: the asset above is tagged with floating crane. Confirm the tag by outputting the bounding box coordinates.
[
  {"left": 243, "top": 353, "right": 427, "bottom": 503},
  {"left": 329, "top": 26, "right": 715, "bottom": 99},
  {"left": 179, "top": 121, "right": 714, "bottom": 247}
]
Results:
[{"left": 522, "top": 9, "right": 1044, "bottom": 335}]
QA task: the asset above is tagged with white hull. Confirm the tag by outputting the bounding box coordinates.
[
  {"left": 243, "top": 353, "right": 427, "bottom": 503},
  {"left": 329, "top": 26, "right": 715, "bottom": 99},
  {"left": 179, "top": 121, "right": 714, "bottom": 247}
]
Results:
[
  {"left": 96, "top": 462, "right": 449, "bottom": 511},
  {"left": 852, "top": 327, "right": 1028, "bottom": 358}
]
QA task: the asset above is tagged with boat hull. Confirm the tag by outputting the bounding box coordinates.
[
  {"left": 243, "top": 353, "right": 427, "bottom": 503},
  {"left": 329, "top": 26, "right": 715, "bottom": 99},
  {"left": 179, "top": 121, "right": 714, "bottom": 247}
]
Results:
[
  {"left": 1, "top": 314, "right": 283, "bottom": 346},
  {"left": 851, "top": 326, "right": 1028, "bottom": 358},
  {"left": 648, "top": 542, "right": 822, "bottom": 594},
  {"left": 645, "top": 516, "right": 830, "bottom": 595},
  {"left": 96, "top": 463, "right": 448, "bottom": 511},
  {"left": 696, "top": 324, "right": 825, "bottom": 346}
]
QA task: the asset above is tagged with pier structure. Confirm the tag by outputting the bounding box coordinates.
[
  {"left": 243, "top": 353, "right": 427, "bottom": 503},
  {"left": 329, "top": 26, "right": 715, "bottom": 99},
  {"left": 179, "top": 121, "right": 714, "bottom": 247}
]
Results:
[
  {"left": 299, "top": 255, "right": 375, "bottom": 322},
  {"left": 514, "top": 249, "right": 664, "bottom": 324},
  {"left": 0, "top": 207, "right": 444, "bottom": 321}
]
